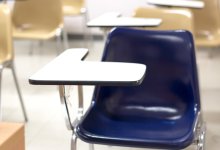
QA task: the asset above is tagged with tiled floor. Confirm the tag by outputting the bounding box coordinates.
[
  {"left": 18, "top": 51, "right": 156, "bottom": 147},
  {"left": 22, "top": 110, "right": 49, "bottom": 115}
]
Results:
[{"left": 1, "top": 37, "right": 220, "bottom": 150}]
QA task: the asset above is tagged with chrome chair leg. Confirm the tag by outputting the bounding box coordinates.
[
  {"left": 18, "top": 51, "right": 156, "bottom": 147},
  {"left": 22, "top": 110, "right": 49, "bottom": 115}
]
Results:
[
  {"left": 55, "top": 28, "right": 63, "bottom": 55},
  {"left": 56, "top": 35, "right": 63, "bottom": 55},
  {"left": 89, "top": 144, "right": 94, "bottom": 150},
  {"left": 77, "top": 85, "right": 84, "bottom": 117},
  {"left": 197, "top": 122, "right": 206, "bottom": 150},
  {"left": 59, "top": 85, "right": 73, "bottom": 130},
  {"left": 62, "top": 28, "right": 69, "bottom": 50},
  {"left": 11, "top": 64, "right": 28, "bottom": 122},
  {"left": 83, "top": 12, "right": 88, "bottom": 47},
  {"left": 83, "top": 10, "right": 93, "bottom": 48},
  {"left": 29, "top": 41, "right": 35, "bottom": 55},
  {"left": 71, "top": 133, "right": 78, "bottom": 150},
  {"left": 59, "top": 85, "right": 85, "bottom": 130}
]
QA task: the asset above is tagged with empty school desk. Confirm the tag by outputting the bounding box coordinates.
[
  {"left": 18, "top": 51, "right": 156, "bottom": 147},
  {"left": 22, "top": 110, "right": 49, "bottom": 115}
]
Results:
[
  {"left": 87, "top": 12, "right": 162, "bottom": 37},
  {"left": 147, "top": 0, "right": 204, "bottom": 8},
  {"left": 29, "top": 48, "right": 146, "bottom": 129}
]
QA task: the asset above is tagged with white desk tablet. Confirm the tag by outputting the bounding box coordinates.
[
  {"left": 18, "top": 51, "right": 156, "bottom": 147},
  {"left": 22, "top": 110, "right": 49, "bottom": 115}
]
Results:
[
  {"left": 147, "top": 0, "right": 205, "bottom": 8},
  {"left": 29, "top": 49, "right": 146, "bottom": 86},
  {"left": 87, "top": 12, "right": 162, "bottom": 28}
]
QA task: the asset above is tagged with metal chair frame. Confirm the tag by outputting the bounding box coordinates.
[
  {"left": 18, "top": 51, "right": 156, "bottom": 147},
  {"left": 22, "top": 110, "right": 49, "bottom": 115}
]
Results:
[{"left": 0, "top": 3, "right": 28, "bottom": 121}]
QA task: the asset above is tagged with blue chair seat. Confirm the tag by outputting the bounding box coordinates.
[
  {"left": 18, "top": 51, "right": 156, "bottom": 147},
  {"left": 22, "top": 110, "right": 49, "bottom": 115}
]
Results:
[{"left": 76, "top": 100, "right": 195, "bottom": 149}]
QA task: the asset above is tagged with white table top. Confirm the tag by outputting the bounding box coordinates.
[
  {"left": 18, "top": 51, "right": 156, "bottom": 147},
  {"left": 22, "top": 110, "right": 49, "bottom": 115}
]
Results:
[
  {"left": 29, "top": 49, "right": 146, "bottom": 86},
  {"left": 87, "top": 12, "right": 162, "bottom": 27},
  {"left": 147, "top": 0, "right": 204, "bottom": 8}
]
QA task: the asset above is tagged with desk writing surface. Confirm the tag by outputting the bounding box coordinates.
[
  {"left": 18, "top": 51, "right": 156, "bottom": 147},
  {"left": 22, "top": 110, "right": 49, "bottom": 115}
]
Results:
[
  {"left": 29, "top": 49, "right": 146, "bottom": 86},
  {"left": 147, "top": 0, "right": 204, "bottom": 8},
  {"left": 87, "top": 12, "right": 162, "bottom": 27}
]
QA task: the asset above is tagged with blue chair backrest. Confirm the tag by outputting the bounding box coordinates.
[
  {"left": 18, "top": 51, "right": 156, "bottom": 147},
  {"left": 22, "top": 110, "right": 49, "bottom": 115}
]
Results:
[{"left": 92, "top": 28, "right": 200, "bottom": 121}]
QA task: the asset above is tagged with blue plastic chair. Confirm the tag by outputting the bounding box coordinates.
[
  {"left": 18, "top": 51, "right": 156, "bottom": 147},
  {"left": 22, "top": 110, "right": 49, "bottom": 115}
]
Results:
[{"left": 74, "top": 28, "right": 206, "bottom": 150}]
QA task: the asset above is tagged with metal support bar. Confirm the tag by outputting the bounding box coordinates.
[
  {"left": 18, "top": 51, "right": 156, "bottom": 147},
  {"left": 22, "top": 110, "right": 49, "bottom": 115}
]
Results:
[
  {"left": 58, "top": 85, "right": 85, "bottom": 130},
  {"left": 56, "top": 28, "right": 63, "bottom": 55},
  {"left": 71, "top": 133, "right": 78, "bottom": 150},
  {"left": 77, "top": 85, "right": 84, "bottom": 119},
  {"left": 62, "top": 28, "right": 69, "bottom": 50},
  {"left": 11, "top": 64, "right": 28, "bottom": 122},
  {"left": 59, "top": 85, "right": 73, "bottom": 130},
  {"left": 59, "top": 85, "right": 86, "bottom": 150},
  {"left": 193, "top": 112, "right": 206, "bottom": 150},
  {"left": 89, "top": 144, "right": 94, "bottom": 150}
]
